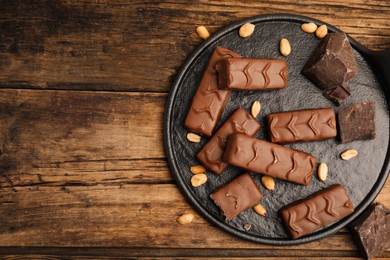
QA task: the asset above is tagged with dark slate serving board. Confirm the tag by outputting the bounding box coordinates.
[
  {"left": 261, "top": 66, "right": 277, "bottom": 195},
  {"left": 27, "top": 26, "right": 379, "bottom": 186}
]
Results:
[{"left": 164, "top": 14, "right": 390, "bottom": 245}]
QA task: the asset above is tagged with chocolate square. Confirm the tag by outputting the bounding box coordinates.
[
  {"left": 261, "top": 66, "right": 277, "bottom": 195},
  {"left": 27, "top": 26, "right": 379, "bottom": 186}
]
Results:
[
  {"left": 302, "top": 33, "right": 357, "bottom": 105},
  {"left": 349, "top": 203, "right": 390, "bottom": 259},
  {"left": 338, "top": 101, "right": 376, "bottom": 143}
]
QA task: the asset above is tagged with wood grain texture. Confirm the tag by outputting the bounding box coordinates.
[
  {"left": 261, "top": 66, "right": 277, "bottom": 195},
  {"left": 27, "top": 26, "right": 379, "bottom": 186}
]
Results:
[
  {"left": 0, "top": 89, "right": 389, "bottom": 258},
  {"left": 0, "top": 0, "right": 389, "bottom": 92},
  {"left": 0, "top": 249, "right": 389, "bottom": 259},
  {"left": 0, "top": 183, "right": 388, "bottom": 257},
  {"left": 0, "top": 0, "right": 389, "bottom": 258},
  {"left": 0, "top": 90, "right": 168, "bottom": 188}
]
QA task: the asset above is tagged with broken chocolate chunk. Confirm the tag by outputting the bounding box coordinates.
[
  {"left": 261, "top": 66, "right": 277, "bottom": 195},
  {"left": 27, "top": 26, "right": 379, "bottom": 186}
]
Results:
[
  {"left": 349, "top": 203, "right": 390, "bottom": 259},
  {"left": 302, "top": 33, "right": 357, "bottom": 105},
  {"left": 210, "top": 173, "right": 263, "bottom": 221},
  {"left": 338, "top": 101, "right": 376, "bottom": 143},
  {"left": 244, "top": 223, "right": 252, "bottom": 231}
]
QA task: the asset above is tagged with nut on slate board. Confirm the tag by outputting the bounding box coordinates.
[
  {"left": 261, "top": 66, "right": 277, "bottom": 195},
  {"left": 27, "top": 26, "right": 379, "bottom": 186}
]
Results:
[
  {"left": 280, "top": 38, "right": 291, "bottom": 56},
  {"left": 315, "top": 24, "right": 328, "bottom": 39},
  {"left": 190, "top": 165, "right": 206, "bottom": 174},
  {"left": 191, "top": 173, "right": 207, "bottom": 187},
  {"left": 251, "top": 100, "right": 261, "bottom": 117},
  {"left": 318, "top": 162, "right": 328, "bottom": 181},
  {"left": 261, "top": 176, "right": 275, "bottom": 190},
  {"left": 253, "top": 204, "right": 267, "bottom": 216},
  {"left": 341, "top": 149, "right": 358, "bottom": 160},
  {"left": 187, "top": 132, "right": 201, "bottom": 143},
  {"left": 301, "top": 22, "right": 317, "bottom": 33},
  {"left": 239, "top": 23, "right": 255, "bottom": 38}
]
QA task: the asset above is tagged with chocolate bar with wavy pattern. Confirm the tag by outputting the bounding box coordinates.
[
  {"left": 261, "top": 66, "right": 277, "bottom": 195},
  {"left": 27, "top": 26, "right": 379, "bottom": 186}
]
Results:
[
  {"left": 184, "top": 46, "right": 241, "bottom": 137},
  {"left": 210, "top": 173, "right": 263, "bottom": 221},
  {"left": 280, "top": 184, "right": 354, "bottom": 239},
  {"left": 216, "top": 58, "right": 287, "bottom": 90},
  {"left": 267, "top": 108, "right": 337, "bottom": 144},
  {"left": 197, "top": 108, "right": 260, "bottom": 174},
  {"left": 223, "top": 134, "right": 316, "bottom": 185}
]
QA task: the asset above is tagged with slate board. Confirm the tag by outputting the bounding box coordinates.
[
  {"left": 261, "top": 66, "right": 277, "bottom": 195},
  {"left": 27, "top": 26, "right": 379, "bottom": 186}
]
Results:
[{"left": 164, "top": 14, "right": 390, "bottom": 245}]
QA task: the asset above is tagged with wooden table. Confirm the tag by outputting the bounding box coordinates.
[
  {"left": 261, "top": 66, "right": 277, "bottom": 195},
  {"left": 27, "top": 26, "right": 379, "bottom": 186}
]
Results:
[{"left": 0, "top": 1, "right": 389, "bottom": 259}]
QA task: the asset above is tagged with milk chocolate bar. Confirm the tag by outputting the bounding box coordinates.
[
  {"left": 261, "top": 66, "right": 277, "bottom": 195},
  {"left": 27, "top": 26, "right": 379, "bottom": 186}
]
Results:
[
  {"left": 210, "top": 173, "right": 263, "bottom": 221},
  {"left": 349, "top": 203, "right": 390, "bottom": 259},
  {"left": 302, "top": 33, "right": 357, "bottom": 105},
  {"left": 223, "top": 134, "right": 316, "bottom": 185},
  {"left": 185, "top": 46, "right": 241, "bottom": 136},
  {"left": 280, "top": 184, "right": 354, "bottom": 239},
  {"left": 267, "top": 108, "right": 337, "bottom": 144},
  {"left": 197, "top": 108, "right": 260, "bottom": 174},
  {"left": 216, "top": 58, "right": 287, "bottom": 90},
  {"left": 338, "top": 101, "right": 376, "bottom": 143}
]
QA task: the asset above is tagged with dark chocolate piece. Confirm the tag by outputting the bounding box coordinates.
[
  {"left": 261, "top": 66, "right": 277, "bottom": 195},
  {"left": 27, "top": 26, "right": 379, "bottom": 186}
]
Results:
[
  {"left": 244, "top": 223, "right": 252, "bottom": 231},
  {"left": 267, "top": 108, "right": 337, "bottom": 144},
  {"left": 216, "top": 58, "right": 287, "bottom": 90},
  {"left": 338, "top": 101, "right": 376, "bottom": 143},
  {"left": 223, "top": 134, "right": 316, "bottom": 185},
  {"left": 302, "top": 33, "right": 357, "bottom": 105},
  {"left": 185, "top": 46, "right": 241, "bottom": 136},
  {"left": 280, "top": 184, "right": 354, "bottom": 239},
  {"left": 349, "top": 203, "right": 390, "bottom": 259},
  {"left": 197, "top": 108, "right": 260, "bottom": 174},
  {"left": 210, "top": 173, "right": 263, "bottom": 221}
]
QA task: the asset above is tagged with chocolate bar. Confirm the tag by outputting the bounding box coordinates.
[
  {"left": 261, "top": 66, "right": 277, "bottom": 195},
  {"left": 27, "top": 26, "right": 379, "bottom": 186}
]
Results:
[
  {"left": 197, "top": 108, "right": 260, "bottom": 174},
  {"left": 185, "top": 46, "right": 241, "bottom": 136},
  {"left": 349, "top": 203, "right": 390, "bottom": 259},
  {"left": 223, "top": 134, "right": 316, "bottom": 185},
  {"left": 210, "top": 173, "right": 263, "bottom": 221},
  {"left": 267, "top": 108, "right": 337, "bottom": 144},
  {"left": 302, "top": 33, "right": 357, "bottom": 105},
  {"left": 338, "top": 101, "right": 376, "bottom": 143},
  {"left": 216, "top": 58, "right": 287, "bottom": 90},
  {"left": 280, "top": 184, "right": 354, "bottom": 239}
]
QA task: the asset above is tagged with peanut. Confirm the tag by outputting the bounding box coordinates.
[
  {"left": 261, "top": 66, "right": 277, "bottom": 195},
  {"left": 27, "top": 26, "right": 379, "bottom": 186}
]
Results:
[
  {"left": 187, "top": 133, "right": 201, "bottom": 143},
  {"left": 253, "top": 204, "right": 267, "bottom": 216},
  {"left": 318, "top": 162, "right": 328, "bottom": 181},
  {"left": 239, "top": 23, "right": 255, "bottom": 38},
  {"left": 301, "top": 22, "right": 318, "bottom": 33},
  {"left": 191, "top": 173, "right": 207, "bottom": 187},
  {"left": 177, "top": 213, "right": 194, "bottom": 224},
  {"left": 341, "top": 149, "right": 358, "bottom": 160},
  {"left": 315, "top": 25, "right": 328, "bottom": 39},
  {"left": 280, "top": 38, "right": 291, "bottom": 56},
  {"left": 190, "top": 165, "right": 206, "bottom": 174},
  {"left": 261, "top": 176, "right": 275, "bottom": 190},
  {"left": 251, "top": 100, "right": 261, "bottom": 117},
  {"left": 196, "top": 26, "right": 210, "bottom": 40}
]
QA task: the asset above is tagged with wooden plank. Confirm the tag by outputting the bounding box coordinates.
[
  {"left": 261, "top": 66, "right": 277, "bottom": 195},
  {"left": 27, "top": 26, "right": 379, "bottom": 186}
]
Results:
[
  {"left": 2, "top": 248, "right": 390, "bottom": 259},
  {"left": 0, "top": 89, "right": 389, "bottom": 253},
  {"left": 3, "top": 252, "right": 389, "bottom": 260},
  {"left": 0, "top": 0, "right": 388, "bottom": 92},
  {"left": 0, "top": 89, "right": 171, "bottom": 188},
  {"left": 0, "top": 183, "right": 389, "bottom": 251}
]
